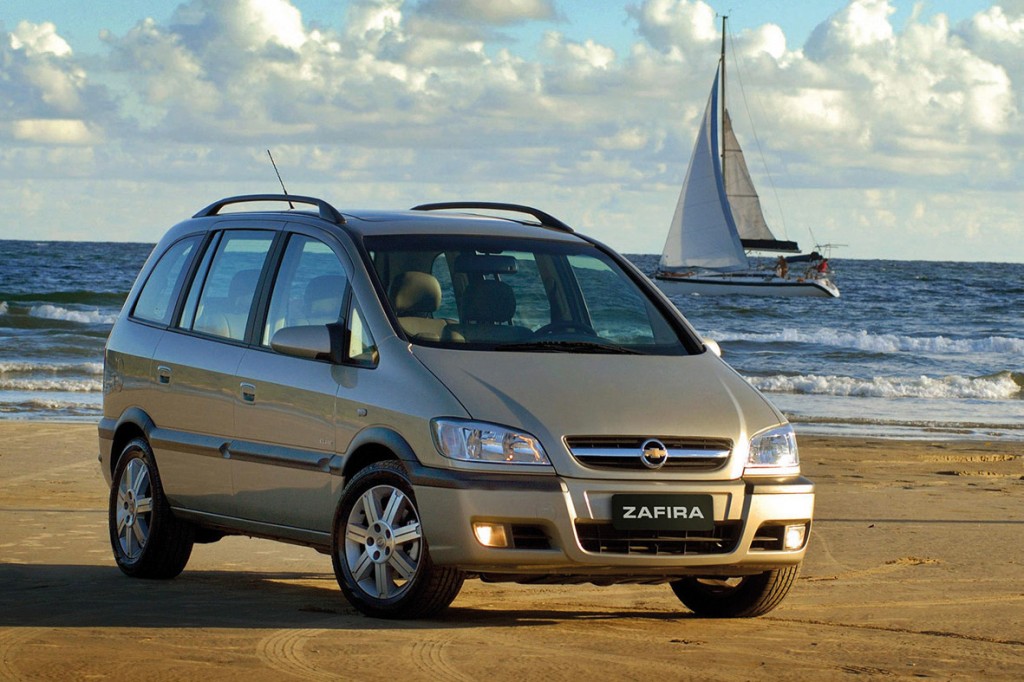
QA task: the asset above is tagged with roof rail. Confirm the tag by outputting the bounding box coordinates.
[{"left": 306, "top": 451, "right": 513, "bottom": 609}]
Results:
[
  {"left": 193, "top": 194, "right": 346, "bottom": 225},
  {"left": 411, "top": 202, "right": 574, "bottom": 233}
]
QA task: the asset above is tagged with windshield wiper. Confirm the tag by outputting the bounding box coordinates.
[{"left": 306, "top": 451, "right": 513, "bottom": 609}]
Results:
[{"left": 501, "top": 340, "right": 643, "bottom": 355}]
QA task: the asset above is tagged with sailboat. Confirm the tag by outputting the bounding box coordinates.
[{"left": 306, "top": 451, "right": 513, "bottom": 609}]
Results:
[{"left": 654, "top": 17, "right": 839, "bottom": 299}]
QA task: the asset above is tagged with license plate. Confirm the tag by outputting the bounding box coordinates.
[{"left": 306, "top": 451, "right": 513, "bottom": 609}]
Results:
[{"left": 611, "top": 494, "right": 714, "bottom": 531}]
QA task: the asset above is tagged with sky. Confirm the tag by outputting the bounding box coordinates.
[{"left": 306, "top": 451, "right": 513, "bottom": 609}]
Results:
[{"left": 1, "top": 0, "right": 1022, "bottom": 262}]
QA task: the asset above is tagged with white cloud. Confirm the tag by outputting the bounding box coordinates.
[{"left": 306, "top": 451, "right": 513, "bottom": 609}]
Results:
[
  {"left": 0, "top": 21, "right": 109, "bottom": 140},
  {"left": 597, "top": 127, "right": 655, "bottom": 152},
  {"left": 627, "top": 0, "right": 719, "bottom": 55},
  {"left": 806, "top": 0, "right": 894, "bottom": 55},
  {"left": 10, "top": 119, "right": 95, "bottom": 144},
  {"left": 8, "top": 20, "right": 72, "bottom": 57},
  {"left": 416, "top": 0, "right": 557, "bottom": 25},
  {"left": 170, "top": 0, "right": 308, "bottom": 51},
  {"left": 541, "top": 31, "right": 617, "bottom": 73}
]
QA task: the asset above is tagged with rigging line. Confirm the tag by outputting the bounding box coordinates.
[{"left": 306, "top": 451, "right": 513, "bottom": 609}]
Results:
[{"left": 725, "top": 23, "right": 791, "bottom": 240}]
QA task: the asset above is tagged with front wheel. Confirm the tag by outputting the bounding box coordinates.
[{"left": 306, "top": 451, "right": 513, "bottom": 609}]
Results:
[
  {"left": 332, "top": 460, "right": 464, "bottom": 619},
  {"left": 108, "top": 437, "right": 194, "bottom": 579},
  {"left": 670, "top": 565, "right": 799, "bottom": 618}
]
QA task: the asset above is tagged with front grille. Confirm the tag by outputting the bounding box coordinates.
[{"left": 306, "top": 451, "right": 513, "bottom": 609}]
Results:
[
  {"left": 575, "top": 522, "right": 740, "bottom": 556},
  {"left": 565, "top": 436, "right": 732, "bottom": 471}
]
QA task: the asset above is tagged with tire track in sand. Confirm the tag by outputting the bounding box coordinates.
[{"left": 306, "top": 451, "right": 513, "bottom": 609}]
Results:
[
  {"left": 255, "top": 628, "right": 337, "bottom": 681},
  {"left": 407, "top": 634, "right": 475, "bottom": 682},
  {"left": 0, "top": 628, "right": 37, "bottom": 682}
]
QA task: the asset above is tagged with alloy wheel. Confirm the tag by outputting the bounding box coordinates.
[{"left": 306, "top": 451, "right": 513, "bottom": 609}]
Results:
[
  {"left": 115, "top": 457, "right": 154, "bottom": 560},
  {"left": 343, "top": 483, "right": 423, "bottom": 600}
]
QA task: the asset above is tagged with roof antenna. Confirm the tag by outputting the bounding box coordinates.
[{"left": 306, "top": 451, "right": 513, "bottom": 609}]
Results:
[{"left": 267, "top": 149, "right": 294, "bottom": 209}]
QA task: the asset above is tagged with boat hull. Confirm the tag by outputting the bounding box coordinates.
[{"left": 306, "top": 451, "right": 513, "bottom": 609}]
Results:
[{"left": 655, "top": 272, "right": 840, "bottom": 298}]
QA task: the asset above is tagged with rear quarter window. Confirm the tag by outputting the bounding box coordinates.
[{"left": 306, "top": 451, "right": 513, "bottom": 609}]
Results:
[{"left": 132, "top": 236, "right": 201, "bottom": 325}]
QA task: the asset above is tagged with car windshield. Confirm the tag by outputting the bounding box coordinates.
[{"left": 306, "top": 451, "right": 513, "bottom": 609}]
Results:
[{"left": 365, "top": 234, "right": 694, "bottom": 355}]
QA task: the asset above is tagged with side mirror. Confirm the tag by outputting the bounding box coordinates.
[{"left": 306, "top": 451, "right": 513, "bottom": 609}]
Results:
[
  {"left": 703, "top": 338, "right": 722, "bottom": 357},
  {"left": 271, "top": 324, "right": 344, "bottom": 363}
]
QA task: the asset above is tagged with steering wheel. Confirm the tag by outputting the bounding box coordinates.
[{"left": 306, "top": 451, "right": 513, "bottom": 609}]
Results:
[{"left": 533, "top": 320, "right": 597, "bottom": 337}]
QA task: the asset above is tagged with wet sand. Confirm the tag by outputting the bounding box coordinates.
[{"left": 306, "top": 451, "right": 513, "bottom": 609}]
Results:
[{"left": 1, "top": 423, "right": 1022, "bottom": 680}]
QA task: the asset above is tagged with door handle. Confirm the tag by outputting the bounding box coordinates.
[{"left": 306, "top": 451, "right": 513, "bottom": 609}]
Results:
[
  {"left": 157, "top": 365, "right": 172, "bottom": 384},
  {"left": 240, "top": 382, "right": 257, "bottom": 403}
]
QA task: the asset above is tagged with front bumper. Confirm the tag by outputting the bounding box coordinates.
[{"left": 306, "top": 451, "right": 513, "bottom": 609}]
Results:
[{"left": 412, "top": 465, "right": 814, "bottom": 577}]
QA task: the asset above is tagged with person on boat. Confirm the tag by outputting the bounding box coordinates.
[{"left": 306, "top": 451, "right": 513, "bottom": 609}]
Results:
[
  {"left": 775, "top": 256, "right": 789, "bottom": 279},
  {"left": 805, "top": 257, "right": 828, "bottom": 279}
]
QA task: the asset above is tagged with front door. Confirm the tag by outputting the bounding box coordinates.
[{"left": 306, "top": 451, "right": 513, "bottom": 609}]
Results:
[{"left": 230, "top": 233, "right": 349, "bottom": 532}]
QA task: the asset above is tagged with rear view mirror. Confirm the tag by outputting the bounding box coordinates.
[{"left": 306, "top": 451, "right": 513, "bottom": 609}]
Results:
[
  {"left": 703, "top": 338, "right": 722, "bottom": 357},
  {"left": 271, "top": 325, "right": 339, "bottom": 362},
  {"left": 454, "top": 254, "right": 518, "bottom": 275}
]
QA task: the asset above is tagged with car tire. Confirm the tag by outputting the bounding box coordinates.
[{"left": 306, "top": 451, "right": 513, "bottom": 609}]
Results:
[
  {"left": 108, "top": 437, "right": 194, "bottom": 579},
  {"left": 332, "top": 460, "right": 464, "bottom": 619},
  {"left": 670, "top": 565, "right": 799, "bottom": 618}
]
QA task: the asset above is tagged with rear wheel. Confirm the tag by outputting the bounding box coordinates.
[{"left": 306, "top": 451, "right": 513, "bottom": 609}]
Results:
[
  {"left": 670, "top": 565, "right": 799, "bottom": 618},
  {"left": 332, "top": 460, "right": 464, "bottom": 619},
  {"left": 108, "top": 437, "right": 194, "bottom": 579}
]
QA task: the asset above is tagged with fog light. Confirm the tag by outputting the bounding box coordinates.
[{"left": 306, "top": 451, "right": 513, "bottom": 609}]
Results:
[
  {"left": 784, "top": 524, "right": 807, "bottom": 550},
  {"left": 473, "top": 522, "right": 510, "bottom": 548}
]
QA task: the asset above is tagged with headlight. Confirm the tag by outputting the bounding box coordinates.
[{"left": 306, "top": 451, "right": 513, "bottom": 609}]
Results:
[
  {"left": 432, "top": 419, "right": 551, "bottom": 466},
  {"left": 746, "top": 424, "right": 799, "bottom": 473}
]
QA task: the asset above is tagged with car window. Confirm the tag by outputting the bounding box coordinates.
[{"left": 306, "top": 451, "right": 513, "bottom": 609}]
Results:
[
  {"left": 366, "top": 234, "right": 691, "bottom": 355},
  {"left": 132, "top": 236, "right": 200, "bottom": 325},
  {"left": 181, "top": 231, "right": 275, "bottom": 341},
  {"left": 568, "top": 254, "right": 664, "bottom": 345},
  {"left": 347, "top": 302, "right": 378, "bottom": 367},
  {"left": 263, "top": 235, "right": 349, "bottom": 345}
]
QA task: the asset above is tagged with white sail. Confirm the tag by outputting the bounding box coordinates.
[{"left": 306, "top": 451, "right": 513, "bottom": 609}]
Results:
[
  {"left": 654, "top": 16, "right": 838, "bottom": 298},
  {"left": 721, "top": 108, "right": 776, "bottom": 243},
  {"left": 659, "top": 68, "right": 748, "bottom": 273}
]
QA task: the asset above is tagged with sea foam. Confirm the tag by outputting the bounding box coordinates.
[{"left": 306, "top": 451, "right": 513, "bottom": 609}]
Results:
[
  {"left": 710, "top": 328, "right": 1024, "bottom": 355},
  {"left": 749, "top": 371, "right": 1022, "bottom": 400},
  {"left": 29, "top": 304, "right": 118, "bottom": 325},
  {"left": 0, "top": 361, "right": 103, "bottom": 375},
  {"left": 0, "top": 377, "right": 103, "bottom": 392},
  {"left": 0, "top": 397, "right": 101, "bottom": 415}
]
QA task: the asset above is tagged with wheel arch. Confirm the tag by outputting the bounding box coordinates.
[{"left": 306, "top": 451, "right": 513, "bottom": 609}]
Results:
[
  {"left": 340, "top": 426, "right": 420, "bottom": 484},
  {"left": 107, "top": 407, "right": 157, "bottom": 477}
]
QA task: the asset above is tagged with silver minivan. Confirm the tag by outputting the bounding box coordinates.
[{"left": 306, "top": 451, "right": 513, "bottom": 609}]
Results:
[{"left": 100, "top": 195, "right": 813, "bottom": 619}]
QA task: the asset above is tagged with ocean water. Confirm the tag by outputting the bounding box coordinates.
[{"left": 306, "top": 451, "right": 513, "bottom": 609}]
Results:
[
  {"left": 0, "top": 241, "right": 150, "bottom": 419},
  {"left": 1, "top": 239, "right": 1021, "bottom": 440},
  {"left": 628, "top": 254, "right": 1024, "bottom": 441}
]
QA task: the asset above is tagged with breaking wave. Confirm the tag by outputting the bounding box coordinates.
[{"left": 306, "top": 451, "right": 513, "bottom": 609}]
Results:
[
  {"left": 28, "top": 304, "right": 118, "bottom": 325},
  {"left": 0, "top": 361, "right": 103, "bottom": 375},
  {"left": 0, "top": 377, "right": 102, "bottom": 392},
  {"left": 749, "top": 371, "right": 1024, "bottom": 400},
  {"left": 0, "top": 397, "right": 101, "bottom": 418},
  {"left": 711, "top": 328, "right": 1024, "bottom": 355}
]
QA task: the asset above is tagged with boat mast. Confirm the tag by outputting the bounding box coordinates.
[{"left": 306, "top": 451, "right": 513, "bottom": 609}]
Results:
[{"left": 720, "top": 15, "right": 727, "bottom": 179}]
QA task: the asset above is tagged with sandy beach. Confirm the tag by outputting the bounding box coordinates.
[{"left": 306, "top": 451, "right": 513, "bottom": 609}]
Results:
[{"left": 1, "top": 422, "right": 1021, "bottom": 680}]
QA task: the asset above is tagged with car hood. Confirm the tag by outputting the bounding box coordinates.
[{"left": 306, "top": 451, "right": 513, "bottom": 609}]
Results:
[{"left": 411, "top": 347, "right": 783, "bottom": 473}]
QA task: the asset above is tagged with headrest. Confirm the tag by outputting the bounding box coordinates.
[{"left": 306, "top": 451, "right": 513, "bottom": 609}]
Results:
[
  {"left": 229, "top": 269, "right": 261, "bottom": 302},
  {"left": 463, "top": 279, "right": 516, "bottom": 324},
  {"left": 391, "top": 271, "right": 442, "bottom": 316},
  {"left": 305, "top": 275, "right": 346, "bottom": 319}
]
